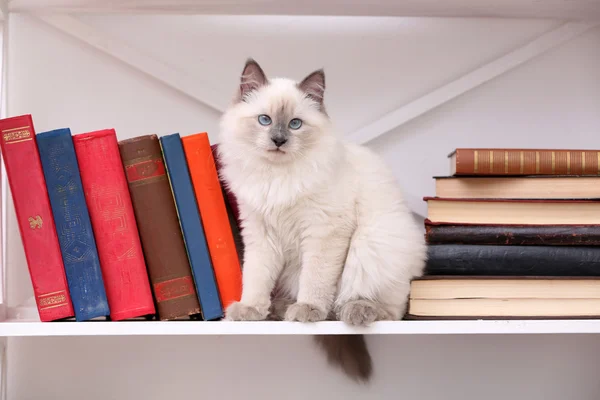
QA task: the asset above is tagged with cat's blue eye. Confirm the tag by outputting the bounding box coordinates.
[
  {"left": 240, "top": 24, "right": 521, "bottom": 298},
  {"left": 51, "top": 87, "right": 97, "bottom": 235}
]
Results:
[
  {"left": 258, "top": 114, "right": 272, "bottom": 126},
  {"left": 289, "top": 118, "right": 303, "bottom": 130}
]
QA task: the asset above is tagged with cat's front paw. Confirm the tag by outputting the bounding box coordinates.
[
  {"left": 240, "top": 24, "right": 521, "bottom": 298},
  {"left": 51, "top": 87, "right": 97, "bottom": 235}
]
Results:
[
  {"left": 225, "top": 302, "right": 269, "bottom": 321},
  {"left": 284, "top": 302, "right": 327, "bottom": 322},
  {"left": 338, "top": 300, "right": 385, "bottom": 326}
]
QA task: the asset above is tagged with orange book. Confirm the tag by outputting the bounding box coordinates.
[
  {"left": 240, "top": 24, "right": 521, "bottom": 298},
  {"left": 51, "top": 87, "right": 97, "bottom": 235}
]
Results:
[{"left": 182, "top": 132, "right": 242, "bottom": 308}]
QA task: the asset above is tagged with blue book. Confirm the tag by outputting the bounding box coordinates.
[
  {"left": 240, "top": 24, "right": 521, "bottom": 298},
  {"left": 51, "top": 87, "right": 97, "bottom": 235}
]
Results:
[
  {"left": 160, "top": 133, "right": 223, "bottom": 320},
  {"left": 36, "top": 128, "right": 110, "bottom": 321}
]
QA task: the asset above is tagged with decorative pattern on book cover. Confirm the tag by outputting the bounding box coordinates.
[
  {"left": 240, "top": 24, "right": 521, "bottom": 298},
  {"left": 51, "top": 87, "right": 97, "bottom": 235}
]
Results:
[
  {"left": 73, "top": 129, "right": 155, "bottom": 321},
  {"left": 211, "top": 143, "right": 244, "bottom": 262},
  {"left": 450, "top": 148, "right": 600, "bottom": 175},
  {"left": 160, "top": 133, "right": 223, "bottom": 320},
  {"left": 424, "top": 221, "right": 600, "bottom": 246},
  {"left": 37, "top": 128, "right": 110, "bottom": 321},
  {"left": 426, "top": 244, "right": 600, "bottom": 276},
  {"left": 0, "top": 115, "right": 74, "bottom": 321},
  {"left": 183, "top": 133, "right": 242, "bottom": 309},
  {"left": 119, "top": 134, "right": 201, "bottom": 320}
]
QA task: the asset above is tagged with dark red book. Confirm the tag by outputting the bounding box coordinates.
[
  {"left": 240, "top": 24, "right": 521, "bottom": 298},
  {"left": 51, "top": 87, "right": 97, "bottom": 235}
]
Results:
[
  {"left": 73, "top": 129, "right": 155, "bottom": 321},
  {"left": 0, "top": 114, "right": 74, "bottom": 321}
]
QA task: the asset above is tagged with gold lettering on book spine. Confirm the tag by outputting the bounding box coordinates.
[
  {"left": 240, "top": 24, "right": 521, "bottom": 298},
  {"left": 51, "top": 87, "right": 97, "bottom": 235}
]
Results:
[
  {"left": 473, "top": 150, "right": 478, "bottom": 173},
  {"left": 28, "top": 215, "right": 43, "bottom": 229},
  {"left": 582, "top": 152, "right": 586, "bottom": 173},
  {"left": 39, "top": 292, "right": 67, "bottom": 310},
  {"left": 504, "top": 151, "right": 508, "bottom": 174},
  {"left": 519, "top": 151, "right": 524, "bottom": 174},
  {"left": 2, "top": 126, "right": 32, "bottom": 143},
  {"left": 535, "top": 151, "right": 540, "bottom": 173},
  {"left": 551, "top": 151, "right": 556, "bottom": 174},
  {"left": 567, "top": 152, "right": 571, "bottom": 174},
  {"left": 489, "top": 151, "right": 494, "bottom": 174}
]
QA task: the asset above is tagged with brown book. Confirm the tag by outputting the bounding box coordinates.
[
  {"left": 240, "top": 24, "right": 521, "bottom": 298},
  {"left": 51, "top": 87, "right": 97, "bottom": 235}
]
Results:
[
  {"left": 449, "top": 148, "right": 600, "bottom": 176},
  {"left": 424, "top": 197, "right": 600, "bottom": 225},
  {"left": 434, "top": 175, "right": 600, "bottom": 199},
  {"left": 119, "top": 134, "right": 201, "bottom": 320}
]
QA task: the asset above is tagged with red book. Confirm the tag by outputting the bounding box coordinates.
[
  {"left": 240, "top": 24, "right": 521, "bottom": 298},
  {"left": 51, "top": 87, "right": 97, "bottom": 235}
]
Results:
[
  {"left": 73, "top": 129, "right": 155, "bottom": 320},
  {"left": 0, "top": 115, "right": 74, "bottom": 321}
]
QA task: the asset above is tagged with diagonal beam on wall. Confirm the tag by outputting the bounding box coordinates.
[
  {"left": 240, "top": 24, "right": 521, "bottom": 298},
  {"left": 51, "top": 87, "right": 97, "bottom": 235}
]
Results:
[
  {"left": 347, "top": 21, "right": 600, "bottom": 145},
  {"left": 33, "top": 14, "right": 227, "bottom": 113}
]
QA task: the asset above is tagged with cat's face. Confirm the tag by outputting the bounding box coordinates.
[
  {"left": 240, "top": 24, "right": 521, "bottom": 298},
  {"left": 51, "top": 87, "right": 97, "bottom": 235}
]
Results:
[{"left": 220, "top": 59, "right": 332, "bottom": 165}]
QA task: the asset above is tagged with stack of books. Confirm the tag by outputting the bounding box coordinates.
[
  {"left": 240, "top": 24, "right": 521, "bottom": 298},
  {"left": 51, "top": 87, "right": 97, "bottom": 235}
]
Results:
[
  {"left": 407, "top": 148, "right": 600, "bottom": 320},
  {"left": 0, "top": 114, "right": 244, "bottom": 322}
]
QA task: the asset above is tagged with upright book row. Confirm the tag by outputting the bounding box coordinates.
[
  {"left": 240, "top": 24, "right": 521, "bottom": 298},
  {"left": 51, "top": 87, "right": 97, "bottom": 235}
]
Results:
[
  {"left": 0, "top": 114, "right": 243, "bottom": 322},
  {"left": 408, "top": 148, "right": 600, "bottom": 319}
]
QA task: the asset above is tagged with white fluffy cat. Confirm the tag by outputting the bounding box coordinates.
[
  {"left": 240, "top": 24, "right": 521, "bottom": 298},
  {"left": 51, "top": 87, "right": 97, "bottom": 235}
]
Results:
[{"left": 217, "top": 59, "right": 427, "bottom": 382}]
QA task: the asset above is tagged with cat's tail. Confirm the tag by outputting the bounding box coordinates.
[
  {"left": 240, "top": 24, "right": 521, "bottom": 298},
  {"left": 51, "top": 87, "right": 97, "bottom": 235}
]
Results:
[{"left": 313, "top": 334, "right": 373, "bottom": 382}]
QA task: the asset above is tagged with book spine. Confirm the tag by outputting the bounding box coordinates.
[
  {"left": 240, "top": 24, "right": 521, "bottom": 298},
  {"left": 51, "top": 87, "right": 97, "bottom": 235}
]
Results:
[
  {"left": 119, "top": 134, "right": 201, "bottom": 320},
  {"left": 0, "top": 115, "right": 74, "bottom": 321},
  {"left": 453, "top": 149, "right": 600, "bottom": 175},
  {"left": 183, "top": 133, "right": 242, "bottom": 309},
  {"left": 73, "top": 129, "right": 155, "bottom": 321},
  {"left": 426, "top": 244, "right": 600, "bottom": 276},
  {"left": 161, "top": 134, "right": 223, "bottom": 320},
  {"left": 36, "top": 128, "right": 110, "bottom": 321},
  {"left": 425, "top": 223, "right": 600, "bottom": 246},
  {"left": 211, "top": 143, "right": 245, "bottom": 262}
]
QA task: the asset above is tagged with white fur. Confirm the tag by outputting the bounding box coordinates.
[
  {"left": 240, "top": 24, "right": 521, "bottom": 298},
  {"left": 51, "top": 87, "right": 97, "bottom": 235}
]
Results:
[{"left": 219, "top": 72, "right": 426, "bottom": 322}]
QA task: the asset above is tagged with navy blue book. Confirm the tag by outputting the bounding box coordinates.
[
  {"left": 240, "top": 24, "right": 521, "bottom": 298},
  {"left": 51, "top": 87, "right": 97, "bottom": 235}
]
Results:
[
  {"left": 36, "top": 128, "right": 110, "bottom": 321},
  {"left": 160, "top": 133, "right": 223, "bottom": 320}
]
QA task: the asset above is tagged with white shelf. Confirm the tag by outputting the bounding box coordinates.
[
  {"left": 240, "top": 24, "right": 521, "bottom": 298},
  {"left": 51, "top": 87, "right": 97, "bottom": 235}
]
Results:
[
  {"left": 8, "top": 0, "right": 600, "bottom": 19},
  {"left": 1, "top": 319, "right": 600, "bottom": 337}
]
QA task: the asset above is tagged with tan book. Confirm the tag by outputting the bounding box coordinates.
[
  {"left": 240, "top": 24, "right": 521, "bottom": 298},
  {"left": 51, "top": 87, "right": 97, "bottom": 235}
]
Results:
[
  {"left": 410, "top": 277, "right": 600, "bottom": 300},
  {"left": 435, "top": 176, "right": 600, "bottom": 199},
  {"left": 424, "top": 197, "right": 600, "bottom": 225}
]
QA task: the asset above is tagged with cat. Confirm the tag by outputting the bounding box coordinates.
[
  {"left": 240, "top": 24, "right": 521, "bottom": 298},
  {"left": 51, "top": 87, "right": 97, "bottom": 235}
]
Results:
[{"left": 216, "top": 58, "right": 427, "bottom": 382}]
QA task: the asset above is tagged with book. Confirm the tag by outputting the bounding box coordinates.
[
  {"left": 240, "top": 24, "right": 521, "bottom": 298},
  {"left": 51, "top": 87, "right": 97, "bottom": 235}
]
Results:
[
  {"left": 425, "top": 244, "right": 600, "bottom": 276},
  {"left": 0, "top": 115, "right": 74, "bottom": 321},
  {"left": 424, "top": 221, "right": 600, "bottom": 246},
  {"left": 160, "top": 133, "right": 223, "bottom": 320},
  {"left": 73, "top": 129, "right": 155, "bottom": 321},
  {"left": 434, "top": 176, "right": 600, "bottom": 199},
  {"left": 211, "top": 143, "right": 244, "bottom": 262},
  {"left": 36, "top": 128, "right": 110, "bottom": 321},
  {"left": 449, "top": 148, "right": 600, "bottom": 176},
  {"left": 424, "top": 197, "right": 600, "bottom": 225},
  {"left": 407, "top": 276, "right": 600, "bottom": 319},
  {"left": 182, "top": 133, "right": 242, "bottom": 309},
  {"left": 119, "top": 134, "right": 201, "bottom": 320},
  {"left": 407, "top": 298, "right": 600, "bottom": 318},
  {"left": 410, "top": 276, "right": 600, "bottom": 300}
]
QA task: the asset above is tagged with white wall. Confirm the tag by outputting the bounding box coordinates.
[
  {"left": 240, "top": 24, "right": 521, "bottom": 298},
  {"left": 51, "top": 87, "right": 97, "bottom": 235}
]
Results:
[{"left": 5, "top": 13, "right": 600, "bottom": 400}]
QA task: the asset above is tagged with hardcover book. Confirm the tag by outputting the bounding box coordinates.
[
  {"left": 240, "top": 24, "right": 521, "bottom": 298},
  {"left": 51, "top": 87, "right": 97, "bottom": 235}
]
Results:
[
  {"left": 119, "top": 134, "right": 201, "bottom": 320},
  {"left": 424, "top": 221, "right": 600, "bottom": 246},
  {"left": 183, "top": 133, "right": 242, "bottom": 309},
  {"left": 434, "top": 175, "right": 600, "bottom": 199},
  {"left": 425, "top": 244, "right": 600, "bottom": 276},
  {"left": 73, "top": 129, "right": 155, "bottom": 321},
  {"left": 449, "top": 148, "right": 600, "bottom": 176},
  {"left": 425, "top": 197, "right": 600, "bottom": 225},
  {"left": 0, "top": 115, "right": 74, "bottom": 321},
  {"left": 37, "top": 128, "right": 110, "bottom": 321},
  {"left": 160, "top": 133, "right": 223, "bottom": 320}
]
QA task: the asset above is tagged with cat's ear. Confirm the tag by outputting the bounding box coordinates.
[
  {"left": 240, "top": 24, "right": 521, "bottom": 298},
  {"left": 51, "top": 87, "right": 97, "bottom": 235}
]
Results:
[
  {"left": 240, "top": 58, "right": 267, "bottom": 100},
  {"left": 298, "top": 69, "right": 326, "bottom": 108}
]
